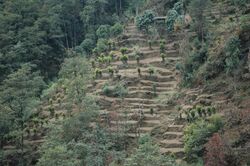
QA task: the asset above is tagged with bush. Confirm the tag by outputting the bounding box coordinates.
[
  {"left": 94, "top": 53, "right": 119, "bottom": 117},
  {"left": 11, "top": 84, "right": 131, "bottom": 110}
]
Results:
[
  {"left": 166, "top": 9, "right": 179, "bottom": 32},
  {"left": 102, "top": 83, "right": 128, "bottom": 98},
  {"left": 80, "top": 38, "right": 95, "bottom": 55},
  {"left": 161, "top": 53, "right": 166, "bottom": 62},
  {"left": 148, "top": 67, "right": 155, "bottom": 76},
  {"left": 96, "top": 25, "right": 111, "bottom": 39},
  {"left": 110, "top": 23, "right": 123, "bottom": 37},
  {"left": 160, "top": 43, "right": 165, "bottom": 53},
  {"left": 120, "top": 55, "right": 128, "bottom": 64},
  {"left": 120, "top": 47, "right": 128, "bottom": 55},
  {"left": 136, "top": 10, "right": 156, "bottom": 32},
  {"left": 96, "top": 39, "right": 108, "bottom": 53}
]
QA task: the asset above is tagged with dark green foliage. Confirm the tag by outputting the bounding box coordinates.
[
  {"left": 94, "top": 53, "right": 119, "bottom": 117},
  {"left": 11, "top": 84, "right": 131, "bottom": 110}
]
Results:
[
  {"left": 110, "top": 23, "right": 123, "bottom": 37},
  {"left": 166, "top": 9, "right": 179, "bottom": 32},
  {"left": 80, "top": 38, "right": 95, "bottom": 55},
  {"left": 96, "top": 25, "right": 111, "bottom": 39},
  {"left": 0, "top": 64, "right": 45, "bottom": 165},
  {"left": 224, "top": 36, "right": 241, "bottom": 74},
  {"left": 189, "top": 0, "right": 210, "bottom": 40},
  {"left": 136, "top": 10, "right": 156, "bottom": 32}
]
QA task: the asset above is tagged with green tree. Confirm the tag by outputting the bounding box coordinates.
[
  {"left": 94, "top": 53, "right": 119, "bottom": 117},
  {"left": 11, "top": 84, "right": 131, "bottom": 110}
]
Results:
[
  {"left": 0, "top": 64, "right": 45, "bottom": 165},
  {"left": 136, "top": 10, "right": 155, "bottom": 32},
  {"left": 189, "top": 0, "right": 211, "bottom": 41},
  {"left": 59, "top": 57, "right": 93, "bottom": 110},
  {"left": 125, "top": 135, "right": 178, "bottom": 166}
]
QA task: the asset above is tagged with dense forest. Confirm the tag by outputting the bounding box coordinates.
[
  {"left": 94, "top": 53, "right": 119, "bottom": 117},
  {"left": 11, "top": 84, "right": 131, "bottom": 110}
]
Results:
[{"left": 0, "top": 0, "right": 250, "bottom": 165}]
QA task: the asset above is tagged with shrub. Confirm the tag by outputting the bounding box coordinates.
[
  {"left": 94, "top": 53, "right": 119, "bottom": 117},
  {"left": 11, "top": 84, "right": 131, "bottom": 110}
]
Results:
[
  {"left": 96, "top": 39, "right": 108, "bottom": 53},
  {"left": 166, "top": 9, "right": 179, "bottom": 32},
  {"left": 110, "top": 23, "right": 123, "bottom": 37},
  {"left": 120, "top": 55, "right": 128, "bottom": 64},
  {"left": 160, "top": 43, "right": 165, "bottom": 53},
  {"left": 161, "top": 53, "right": 166, "bottom": 62},
  {"left": 148, "top": 67, "right": 155, "bottom": 76},
  {"left": 80, "top": 38, "right": 95, "bottom": 55},
  {"left": 102, "top": 83, "right": 128, "bottom": 98},
  {"left": 136, "top": 10, "right": 156, "bottom": 32},
  {"left": 224, "top": 36, "right": 241, "bottom": 74},
  {"left": 96, "top": 25, "right": 111, "bottom": 39},
  {"left": 107, "top": 40, "right": 115, "bottom": 51},
  {"left": 103, "top": 55, "right": 112, "bottom": 65},
  {"left": 120, "top": 47, "right": 128, "bottom": 55}
]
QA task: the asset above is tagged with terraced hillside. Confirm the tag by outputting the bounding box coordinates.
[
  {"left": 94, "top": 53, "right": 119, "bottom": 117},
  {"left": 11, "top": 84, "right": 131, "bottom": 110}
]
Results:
[{"left": 88, "top": 22, "right": 187, "bottom": 158}]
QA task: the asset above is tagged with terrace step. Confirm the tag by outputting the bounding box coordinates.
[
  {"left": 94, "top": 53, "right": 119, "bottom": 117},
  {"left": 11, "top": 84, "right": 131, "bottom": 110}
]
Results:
[{"left": 159, "top": 139, "right": 184, "bottom": 148}]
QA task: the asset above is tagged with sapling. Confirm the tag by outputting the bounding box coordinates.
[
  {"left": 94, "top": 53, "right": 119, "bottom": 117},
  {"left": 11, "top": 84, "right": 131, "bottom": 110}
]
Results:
[
  {"left": 160, "top": 43, "right": 165, "bottom": 53},
  {"left": 161, "top": 53, "right": 166, "bottom": 62},
  {"left": 120, "top": 47, "right": 128, "bottom": 55},
  {"left": 137, "top": 68, "right": 141, "bottom": 77},
  {"left": 148, "top": 67, "right": 155, "bottom": 76},
  {"left": 150, "top": 108, "right": 154, "bottom": 115},
  {"left": 120, "top": 55, "right": 128, "bottom": 64}
]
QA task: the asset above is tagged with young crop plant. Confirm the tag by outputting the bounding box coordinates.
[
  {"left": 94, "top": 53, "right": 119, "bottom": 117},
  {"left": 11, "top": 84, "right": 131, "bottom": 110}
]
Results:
[
  {"left": 120, "top": 55, "right": 128, "bottom": 64},
  {"left": 148, "top": 67, "right": 155, "bottom": 76},
  {"left": 120, "top": 47, "right": 128, "bottom": 55},
  {"left": 161, "top": 53, "right": 166, "bottom": 62},
  {"left": 160, "top": 43, "right": 165, "bottom": 53},
  {"left": 137, "top": 68, "right": 141, "bottom": 77}
]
